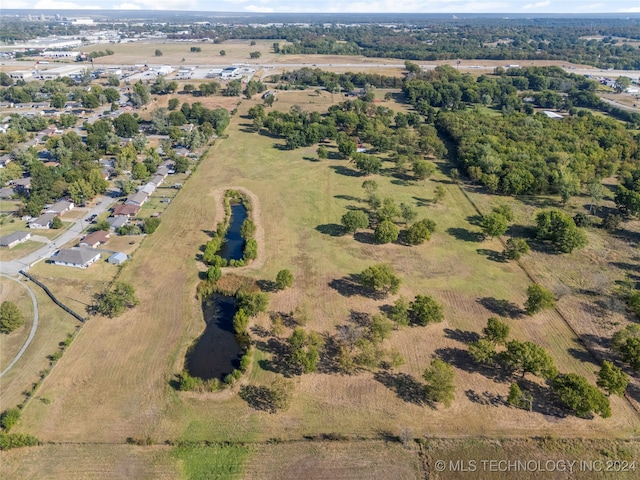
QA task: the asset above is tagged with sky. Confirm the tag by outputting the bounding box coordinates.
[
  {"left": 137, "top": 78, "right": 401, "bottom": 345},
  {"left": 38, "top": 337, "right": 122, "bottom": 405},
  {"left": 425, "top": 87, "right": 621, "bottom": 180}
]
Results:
[{"left": 7, "top": 0, "right": 640, "bottom": 14}]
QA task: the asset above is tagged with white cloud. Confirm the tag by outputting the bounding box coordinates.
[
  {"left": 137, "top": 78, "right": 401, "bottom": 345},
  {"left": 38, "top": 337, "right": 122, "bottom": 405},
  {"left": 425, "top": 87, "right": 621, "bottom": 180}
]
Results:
[
  {"left": 618, "top": 7, "right": 640, "bottom": 12},
  {"left": 33, "top": 0, "right": 102, "bottom": 8},
  {"left": 522, "top": 1, "right": 551, "bottom": 9},
  {"left": 113, "top": 3, "right": 141, "bottom": 8},
  {"left": 244, "top": 5, "right": 275, "bottom": 12},
  {"left": 224, "top": 0, "right": 250, "bottom": 4},
  {"left": 119, "top": 0, "right": 198, "bottom": 9}
]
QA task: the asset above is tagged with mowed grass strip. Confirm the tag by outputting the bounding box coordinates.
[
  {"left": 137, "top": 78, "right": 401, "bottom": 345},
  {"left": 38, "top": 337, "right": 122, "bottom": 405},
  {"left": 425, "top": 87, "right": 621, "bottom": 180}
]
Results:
[{"left": 17, "top": 90, "right": 640, "bottom": 448}]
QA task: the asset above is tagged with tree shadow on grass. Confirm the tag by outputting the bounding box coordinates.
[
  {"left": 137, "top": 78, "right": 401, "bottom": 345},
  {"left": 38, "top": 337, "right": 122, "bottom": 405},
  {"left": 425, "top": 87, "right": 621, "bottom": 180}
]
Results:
[
  {"left": 334, "top": 194, "right": 362, "bottom": 202},
  {"left": 302, "top": 156, "right": 320, "bottom": 162},
  {"left": 413, "top": 196, "right": 432, "bottom": 207},
  {"left": 506, "top": 223, "right": 536, "bottom": 240},
  {"left": 353, "top": 231, "right": 377, "bottom": 244},
  {"left": 254, "top": 337, "right": 295, "bottom": 377},
  {"left": 330, "top": 165, "right": 361, "bottom": 177},
  {"left": 374, "top": 371, "right": 431, "bottom": 407},
  {"left": 239, "top": 385, "right": 279, "bottom": 413},
  {"left": 478, "top": 297, "right": 524, "bottom": 318},
  {"left": 328, "top": 274, "right": 386, "bottom": 299},
  {"left": 476, "top": 248, "right": 507, "bottom": 263},
  {"left": 466, "top": 214, "right": 483, "bottom": 226},
  {"left": 435, "top": 346, "right": 510, "bottom": 383},
  {"left": 447, "top": 227, "right": 484, "bottom": 242},
  {"left": 315, "top": 223, "right": 344, "bottom": 237},
  {"left": 256, "top": 279, "right": 278, "bottom": 292},
  {"left": 390, "top": 178, "right": 412, "bottom": 187},
  {"left": 518, "top": 378, "right": 570, "bottom": 419},
  {"left": 443, "top": 328, "right": 480, "bottom": 344},
  {"left": 465, "top": 389, "right": 507, "bottom": 407}
]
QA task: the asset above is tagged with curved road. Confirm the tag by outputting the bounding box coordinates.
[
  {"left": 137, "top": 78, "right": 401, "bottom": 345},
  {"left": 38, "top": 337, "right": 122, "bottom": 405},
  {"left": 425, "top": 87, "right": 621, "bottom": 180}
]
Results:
[
  {"left": 0, "top": 274, "right": 38, "bottom": 378},
  {"left": 0, "top": 195, "right": 114, "bottom": 375}
]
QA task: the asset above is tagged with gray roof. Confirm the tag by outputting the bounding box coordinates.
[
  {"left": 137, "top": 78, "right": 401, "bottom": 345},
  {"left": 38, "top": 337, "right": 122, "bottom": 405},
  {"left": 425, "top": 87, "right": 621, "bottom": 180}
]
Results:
[
  {"left": 107, "top": 252, "right": 129, "bottom": 264},
  {"left": 53, "top": 247, "right": 100, "bottom": 266},
  {"left": 125, "top": 191, "right": 148, "bottom": 205},
  {"left": 30, "top": 212, "right": 57, "bottom": 226},
  {"left": 107, "top": 216, "right": 128, "bottom": 228},
  {"left": 0, "top": 231, "right": 30, "bottom": 246},
  {"left": 0, "top": 187, "right": 14, "bottom": 198},
  {"left": 46, "top": 200, "right": 73, "bottom": 213}
]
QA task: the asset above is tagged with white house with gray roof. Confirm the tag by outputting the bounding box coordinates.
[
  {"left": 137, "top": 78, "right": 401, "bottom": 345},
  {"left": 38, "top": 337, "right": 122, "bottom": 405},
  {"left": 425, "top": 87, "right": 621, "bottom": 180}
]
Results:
[{"left": 52, "top": 248, "right": 101, "bottom": 268}]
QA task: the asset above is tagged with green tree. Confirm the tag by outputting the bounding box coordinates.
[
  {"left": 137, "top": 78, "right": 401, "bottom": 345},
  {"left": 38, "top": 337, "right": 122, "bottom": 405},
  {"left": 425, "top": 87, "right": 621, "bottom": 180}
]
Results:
[
  {"left": 596, "top": 360, "right": 628, "bottom": 396},
  {"left": 219, "top": 50, "right": 226, "bottom": 56},
  {"left": 0, "top": 301, "right": 25, "bottom": 334},
  {"left": 249, "top": 51, "right": 262, "bottom": 59},
  {"left": 413, "top": 160, "right": 436, "bottom": 182},
  {"left": 535, "top": 209, "right": 587, "bottom": 253},
  {"left": 553, "top": 373, "right": 611, "bottom": 418},
  {"left": 500, "top": 340, "right": 557, "bottom": 379},
  {"left": 405, "top": 218, "right": 436, "bottom": 245},
  {"left": 113, "top": 113, "right": 138, "bottom": 138},
  {"left": 51, "top": 216, "right": 63, "bottom": 229},
  {"left": 377, "top": 198, "right": 400, "bottom": 222},
  {"left": 480, "top": 212, "right": 509, "bottom": 239},
  {"left": 399, "top": 203, "right": 417, "bottom": 225},
  {"left": 263, "top": 94, "right": 275, "bottom": 107},
  {"left": 469, "top": 339, "right": 496, "bottom": 364},
  {"left": 433, "top": 185, "right": 446, "bottom": 203},
  {"left": 154, "top": 49, "right": 163, "bottom": 56},
  {"left": 244, "top": 238, "right": 258, "bottom": 260},
  {"left": 316, "top": 145, "right": 328, "bottom": 159},
  {"left": 358, "top": 263, "right": 401, "bottom": 295},
  {"left": 0, "top": 408, "right": 20, "bottom": 431},
  {"left": 50, "top": 93, "right": 67, "bottom": 109},
  {"left": 207, "top": 266, "right": 222, "bottom": 283},
  {"left": 288, "top": 328, "right": 323, "bottom": 374},
  {"left": 409, "top": 295, "right": 444, "bottom": 326},
  {"left": 233, "top": 308, "right": 249, "bottom": 334},
  {"left": 525, "top": 284, "right": 555, "bottom": 315},
  {"left": 389, "top": 296, "right": 410, "bottom": 327},
  {"left": 352, "top": 153, "right": 381, "bottom": 175},
  {"left": 341, "top": 210, "right": 369, "bottom": 234},
  {"left": 482, "top": 317, "right": 510, "bottom": 344},
  {"left": 361, "top": 179, "right": 378, "bottom": 198},
  {"left": 240, "top": 218, "right": 256, "bottom": 239},
  {"left": 370, "top": 314, "right": 393, "bottom": 344},
  {"left": 618, "top": 337, "right": 640, "bottom": 371},
  {"left": 492, "top": 204, "right": 514, "bottom": 221},
  {"left": 374, "top": 220, "right": 399, "bottom": 244},
  {"left": 507, "top": 383, "right": 533, "bottom": 411},
  {"left": 275, "top": 269, "right": 293, "bottom": 290},
  {"left": 142, "top": 217, "right": 161, "bottom": 234},
  {"left": 168, "top": 98, "right": 180, "bottom": 110},
  {"left": 94, "top": 282, "right": 139, "bottom": 318},
  {"left": 423, "top": 359, "right": 455, "bottom": 407},
  {"left": 503, "top": 238, "right": 530, "bottom": 260},
  {"left": 587, "top": 178, "right": 605, "bottom": 214},
  {"left": 107, "top": 73, "right": 120, "bottom": 86},
  {"left": 132, "top": 162, "right": 149, "bottom": 180},
  {"left": 236, "top": 291, "right": 268, "bottom": 317},
  {"left": 615, "top": 76, "right": 632, "bottom": 93},
  {"left": 130, "top": 81, "right": 150, "bottom": 107}
]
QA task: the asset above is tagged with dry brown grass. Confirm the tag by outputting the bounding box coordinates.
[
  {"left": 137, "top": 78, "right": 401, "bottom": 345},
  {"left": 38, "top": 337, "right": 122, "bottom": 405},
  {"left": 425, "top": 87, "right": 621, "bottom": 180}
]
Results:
[
  {"left": 15, "top": 90, "right": 639, "bottom": 451},
  {"left": 0, "top": 277, "right": 34, "bottom": 371}
]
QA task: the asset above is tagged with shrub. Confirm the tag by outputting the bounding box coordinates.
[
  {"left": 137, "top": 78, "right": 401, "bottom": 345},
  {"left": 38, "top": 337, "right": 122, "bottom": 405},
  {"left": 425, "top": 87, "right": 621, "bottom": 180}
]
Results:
[
  {"left": 0, "top": 432, "right": 38, "bottom": 450},
  {"left": 0, "top": 408, "right": 20, "bottom": 431},
  {"left": 0, "top": 301, "right": 25, "bottom": 334},
  {"left": 275, "top": 269, "right": 293, "bottom": 290}
]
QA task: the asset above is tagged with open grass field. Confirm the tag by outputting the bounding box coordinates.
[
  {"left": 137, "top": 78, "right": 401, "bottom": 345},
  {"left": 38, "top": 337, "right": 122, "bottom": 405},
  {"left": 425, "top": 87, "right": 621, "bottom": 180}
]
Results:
[{"left": 2, "top": 85, "right": 639, "bottom": 478}]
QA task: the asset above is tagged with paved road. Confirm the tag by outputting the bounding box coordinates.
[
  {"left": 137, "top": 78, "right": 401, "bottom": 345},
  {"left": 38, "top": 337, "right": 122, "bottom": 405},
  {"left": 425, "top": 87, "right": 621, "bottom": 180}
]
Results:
[
  {"left": 0, "top": 274, "right": 39, "bottom": 378},
  {"left": 0, "top": 195, "right": 115, "bottom": 276}
]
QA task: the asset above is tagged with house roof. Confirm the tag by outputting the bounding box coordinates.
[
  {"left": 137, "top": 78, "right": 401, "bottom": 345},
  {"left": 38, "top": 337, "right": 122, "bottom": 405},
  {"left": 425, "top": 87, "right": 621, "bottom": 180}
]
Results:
[
  {"left": 125, "top": 191, "right": 148, "bottom": 205},
  {"left": 53, "top": 247, "right": 100, "bottom": 266},
  {"left": 107, "top": 252, "right": 128, "bottom": 263},
  {"left": 107, "top": 216, "right": 129, "bottom": 228},
  {"left": 112, "top": 203, "right": 140, "bottom": 217},
  {"left": 149, "top": 174, "right": 165, "bottom": 186},
  {"left": 46, "top": 200, "right": 73, "bottom": 213},
  {"left": 31, "top": 212, "right": 57, "bottom": 226},
  {"left": 0, "top": 187, "right": 14, "bottom": 198},
  {"left": 80, "top": 230, "right": 109, "bottom": 246},
  {"left": 0, "top": 231, "right": 30, "bottom": 246},
  {"left": 542, "top": 110, "right": 563, "bottom": 119}
]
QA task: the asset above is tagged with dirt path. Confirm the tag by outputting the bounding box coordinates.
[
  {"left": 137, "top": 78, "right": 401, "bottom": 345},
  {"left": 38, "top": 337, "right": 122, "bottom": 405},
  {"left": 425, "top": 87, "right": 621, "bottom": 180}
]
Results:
[{"left": 211, "top": 186, "right": 267, "bottom": 272}]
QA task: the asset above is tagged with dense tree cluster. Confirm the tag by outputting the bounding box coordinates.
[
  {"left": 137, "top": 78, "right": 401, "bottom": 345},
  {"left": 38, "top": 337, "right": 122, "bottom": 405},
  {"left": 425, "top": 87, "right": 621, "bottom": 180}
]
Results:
[{"left": 94, "top": 282, "right": 139, "bottom": 318}]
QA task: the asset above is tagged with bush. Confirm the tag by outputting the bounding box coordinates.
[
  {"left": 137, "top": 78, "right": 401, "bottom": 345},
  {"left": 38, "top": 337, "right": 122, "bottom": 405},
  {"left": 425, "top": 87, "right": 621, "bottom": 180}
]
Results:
[
  {"left": 275, "top": 269, "right": 293, "bottom": 290},
  {"left": 237, "top": 292, "right": 268, "bottom": 317},
  {"left": 244, "top": 238, "right": 258, "bottom": 261},
  {"left": 405, "top": 218, "right": 436, "bottom": 245},
  {"left": 524, "top": 284, "right": 555, "bottom": 315},
  {"left": 374, "top": 220, "right": 399, "bottom": 244},
  {"left": 0, "top": 408, "right": 20, "bottom": 431},
  {"left": 0, "top": 301, "right": 25, "bottom": 334},
  {"left": 0, "top": 432, "right": 38, "bottom": 450},
  {"left": 409, "top": 295, "right": 444, "bottom": 326},
  {"left": 143, "top": 217, "right": 161, "bottom": 234},
  {"left": 358, "top": 264, "right": 401, "bottom": 295}
]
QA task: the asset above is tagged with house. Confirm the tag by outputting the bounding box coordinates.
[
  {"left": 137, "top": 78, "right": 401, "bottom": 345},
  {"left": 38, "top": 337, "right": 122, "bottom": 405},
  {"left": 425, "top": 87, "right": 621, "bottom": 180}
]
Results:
[
  {"left": 112, "top": 204, "right": 140, "bottom": 217},
  {"left": 29, "top": 212, "right": 57, "bottom": 229},
  {"left": 52, "top": 248, "right": 101, "bottom": 268},
  {"left": 125, "top": 191, "right": 148, "bottom": 206},
  {"left": 0, "top": 154, "right": 12, "bottom": 168},
  {"left": 0, "top": 231, "right": 31, "bottom": 248},
  {"left": 139, "top": 183, "right": 156, "bottom": 195},
  {"left": 107, "top": 216, "right": 129, "bottom": 230},
  {"left": 150, "top": 174, "right": 164, "bottom": 186},
  {"left": 107, "top": 252, "right": 129, "bottom": 265},
  {"left": 156, "top": 165, "right": 170, "bottom": 177},
  {"left": 46, "top": 200, "right": 74, "bottom": 214},
  {"left": 79, "top": 230, "right": 109, "bottom": 248},
  {"left": 10, "top": 177, "right": 31, "bottom": 193}
]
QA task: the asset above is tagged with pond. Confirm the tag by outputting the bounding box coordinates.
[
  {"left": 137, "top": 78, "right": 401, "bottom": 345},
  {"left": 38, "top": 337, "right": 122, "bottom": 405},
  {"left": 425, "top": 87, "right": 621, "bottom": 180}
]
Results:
[
  {"left": 185, "top": 294, "right": 243, "bottom": 381},
  {"left": 217, "top": 202, "right": 247, "bottom": 261}
]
